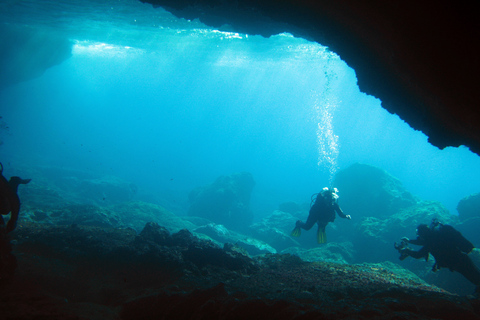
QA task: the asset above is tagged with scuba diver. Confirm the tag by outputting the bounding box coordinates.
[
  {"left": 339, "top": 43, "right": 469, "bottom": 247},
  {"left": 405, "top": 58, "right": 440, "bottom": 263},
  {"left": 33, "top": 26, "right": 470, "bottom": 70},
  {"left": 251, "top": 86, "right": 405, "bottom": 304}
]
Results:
[
  {"left": 291, "top": 187, "right": 351, "bottom": 244},
  {"left": 0, "top": 162, "right": 31, "bottom": 233},
  {"left": 0, "top": 162, "right": 30, "bottom": 282},
  {"left": 395, "top": 219, "right": 480, "bottom": 294}
]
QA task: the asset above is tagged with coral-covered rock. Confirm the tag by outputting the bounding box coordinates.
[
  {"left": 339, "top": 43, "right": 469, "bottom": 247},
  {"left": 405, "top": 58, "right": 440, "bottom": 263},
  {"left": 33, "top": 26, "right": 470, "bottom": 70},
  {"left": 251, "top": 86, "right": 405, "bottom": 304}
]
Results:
[
  {"left": 138, "top": 221, "right": 171, "bottom": 245},
  {"left": 22, "top": 189, "right": 194, "bottom": 233},
  {"left": 282, "top": 242, "right": 355, "bottom": 264},
  {"left": 78, "top": 175, "right": 138, "bottom": 205},
  {"left": 333, "top": 163, "right": 418, "bottom": 219},
  {"left": 5, "top": 222, "right": 480, "bottom": 319},
  {"left": 20, "top": 183, "right": 70, "bottom": 210},
  {"left": 112, "top": 201, "right": 195, "bottom": 233},
  {"left": 194, "top": 223, "right": 276, "bottom": 256},
  {"left": 188, "top": 172, "right": 255, "bottom": 232},
  {"left": 21, "top": 202, "right": 121, "bottom": 229},
  {"left": 17, "top": 166, "right": 137, "bottom": 206},
  {"left": 457, "top": 192, "right": 480, "bottom": 221},
  {"left": 249, "top": 210, "right": 304, "bottom": 251}
]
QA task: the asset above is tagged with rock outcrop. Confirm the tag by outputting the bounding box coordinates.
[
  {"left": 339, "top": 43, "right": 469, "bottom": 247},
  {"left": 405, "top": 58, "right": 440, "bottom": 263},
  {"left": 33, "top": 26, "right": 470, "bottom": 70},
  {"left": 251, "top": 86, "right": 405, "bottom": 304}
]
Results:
[
  {"left": 4, "top": 222, "right": 480, "bottom": 319},
  {"left": 188, "top": 172, "right": 255, "bottom": 232},
  {"left": 457, "top": 193, "right": 480, "bottom": 221},
  {"left": 333, "top": 163, "right": 418, "bottom": 219},
  {"left": 0, "top": 24, "right": 72, "bottom": 89}
]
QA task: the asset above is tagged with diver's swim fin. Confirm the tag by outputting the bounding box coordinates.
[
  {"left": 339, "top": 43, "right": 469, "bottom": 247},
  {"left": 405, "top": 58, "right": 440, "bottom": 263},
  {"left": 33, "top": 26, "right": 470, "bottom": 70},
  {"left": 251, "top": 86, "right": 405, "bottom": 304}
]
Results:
[
  {"left": 317, "top": 228, "right": 327, "bottom": 244},
  {"left": 291, "top": 226, "right": 301, "bottom": 237}
]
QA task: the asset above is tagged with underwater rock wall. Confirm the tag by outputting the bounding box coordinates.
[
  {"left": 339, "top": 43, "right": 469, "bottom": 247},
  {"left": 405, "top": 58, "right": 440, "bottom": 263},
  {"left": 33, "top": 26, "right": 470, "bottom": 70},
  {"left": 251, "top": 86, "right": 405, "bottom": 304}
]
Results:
[
  {"left": 456, "top": 193, "right": 480, "bottom": 249},
  {"left": 188, "top": 172, "right": 255, "bottom": 232},
  {"left": 0, "top": 24, "right": 72, "bottom": 89}
]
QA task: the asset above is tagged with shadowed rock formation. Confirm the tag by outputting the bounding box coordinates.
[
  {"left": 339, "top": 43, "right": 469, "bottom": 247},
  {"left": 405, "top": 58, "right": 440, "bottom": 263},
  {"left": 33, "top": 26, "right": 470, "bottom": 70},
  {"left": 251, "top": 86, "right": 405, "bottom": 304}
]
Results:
[
  {"left": 0, "top": 24, "right": 72, "bottom": 89},
  {"left": 333, "top": 163, "right": 418, "bottom": 219},
  {"left": 457, "top": 193, "right": 480, "bottom": 221},
  {"left": 188, "top": 172, "right": 255, "bottom": 232}
]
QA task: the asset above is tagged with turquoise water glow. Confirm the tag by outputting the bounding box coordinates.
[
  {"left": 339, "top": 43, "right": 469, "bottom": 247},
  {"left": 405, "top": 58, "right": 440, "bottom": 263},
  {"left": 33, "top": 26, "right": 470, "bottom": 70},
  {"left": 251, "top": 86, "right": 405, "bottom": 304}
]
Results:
[{"left": 1, "top": 0, "right": 479, "bottom": 217}]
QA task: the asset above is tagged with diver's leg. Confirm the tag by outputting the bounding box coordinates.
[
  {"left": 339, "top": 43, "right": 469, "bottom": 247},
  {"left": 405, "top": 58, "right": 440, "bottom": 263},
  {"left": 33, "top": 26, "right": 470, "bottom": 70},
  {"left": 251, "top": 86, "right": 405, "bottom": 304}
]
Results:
[
  {"left": 299, "top": 212, "right": 318, "bottom": 231},
  {"left": 292, "top": 215, "right": 316, "bottom": 237},
  {"left": 317, "top": 222, "right": 327, "bottom": 244},
  {"left": 453, "top": 254, "right": 480, "bottom": 287},
  {"left": 402, "top": 248, "right": 428, "bottom": 260}
]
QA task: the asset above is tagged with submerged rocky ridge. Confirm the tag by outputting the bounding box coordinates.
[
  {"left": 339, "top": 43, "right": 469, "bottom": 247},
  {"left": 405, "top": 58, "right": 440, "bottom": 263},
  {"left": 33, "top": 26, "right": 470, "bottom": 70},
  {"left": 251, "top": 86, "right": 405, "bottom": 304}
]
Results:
[
  {"left": 2, "top": 162, "right": 480, "bottom": 318},
  {"left": 3, "top": 222, "right": 480, "bottom": 319}
]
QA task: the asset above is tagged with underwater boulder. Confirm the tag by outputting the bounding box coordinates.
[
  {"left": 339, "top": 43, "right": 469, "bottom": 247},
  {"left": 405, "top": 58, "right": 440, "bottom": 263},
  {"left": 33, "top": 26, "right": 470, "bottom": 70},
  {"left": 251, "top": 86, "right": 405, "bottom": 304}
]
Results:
[
  {"left": 277, "top": 201, "right": 307, "bottom": 215},
  {"left": 455, "top": 217, "right": 480, "bottom": 248},
  {"left": 194, "top": 223, "right": 276, "bottom": 256},
  {"left": 282, "top": 242, "right": 355, "bottom": 264},
  {"left": 20, "top": 182, "right": 71, "bottom": 212},
  {"left": 21, "top": 202, "right": 121, "bottom": 229},
  {"left": 188, "top": 172, "right": 255, "bottom": 232},
  {"left": 457, "top": 192, "right": 480, "bottom": 221},
  {"left": 138, "top": 221, "right": 171, "bottom": 246},
  {"left": 333, "top": 163, "right": 418, "bottom": 219},
  {"left": 112, "top": 201, "right": 196, "bottom": 233},
  {"left": 78, "top": 175, "right": 138, "bottom": 205},
  {"left": 249, "top": 210, "right": 303, "bottom": 251}
]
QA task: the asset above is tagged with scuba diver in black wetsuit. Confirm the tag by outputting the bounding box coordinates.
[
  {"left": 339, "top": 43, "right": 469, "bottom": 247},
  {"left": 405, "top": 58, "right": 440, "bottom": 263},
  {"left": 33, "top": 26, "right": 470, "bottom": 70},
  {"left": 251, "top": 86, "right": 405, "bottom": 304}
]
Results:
[
  {"left": 0, "top": 163, "right": 31, "bottom": 233},
  {"left": 0, "top": 162, "right": 30, "bottom": 282},
  {"left": 291, "top": 187, "right": 351, "bottom": 244},
  {"left": 395, "top": 219, "right": 480, "bottom": 294}
]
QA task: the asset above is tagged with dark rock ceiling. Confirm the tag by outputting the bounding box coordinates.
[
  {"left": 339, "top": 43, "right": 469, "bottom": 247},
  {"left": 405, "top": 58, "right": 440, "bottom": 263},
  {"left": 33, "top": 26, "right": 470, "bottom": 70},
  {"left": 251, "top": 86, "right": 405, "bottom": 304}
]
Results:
[{"left": 141, "top": 0, "right": 480, "bottom": 156}]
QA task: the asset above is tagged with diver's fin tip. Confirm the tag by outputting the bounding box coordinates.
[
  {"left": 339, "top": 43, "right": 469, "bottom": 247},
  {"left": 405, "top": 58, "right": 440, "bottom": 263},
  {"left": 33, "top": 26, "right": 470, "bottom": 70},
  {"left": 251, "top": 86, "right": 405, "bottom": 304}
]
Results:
[
  {"left": 291, "top": 227, "right": 301, "bottom": 237},
  {"left": 317, "top": 230, "right": 327, "bottom": 244}
]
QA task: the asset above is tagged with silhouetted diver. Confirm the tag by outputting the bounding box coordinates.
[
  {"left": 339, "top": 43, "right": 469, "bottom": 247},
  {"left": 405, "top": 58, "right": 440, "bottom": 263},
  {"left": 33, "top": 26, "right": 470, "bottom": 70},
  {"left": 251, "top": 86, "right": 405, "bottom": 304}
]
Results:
[{"left": 0, "top": 163, "right": 30, "bottom": 233}]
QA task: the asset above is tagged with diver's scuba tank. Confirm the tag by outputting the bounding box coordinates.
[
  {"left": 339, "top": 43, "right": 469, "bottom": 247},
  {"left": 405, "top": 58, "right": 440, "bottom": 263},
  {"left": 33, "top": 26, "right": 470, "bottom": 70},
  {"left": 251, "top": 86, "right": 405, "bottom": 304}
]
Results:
[
  {"left": 311, "top": 187, "right": 339, "bottom": 208},
  {"left": 310, "top": 193, "right": 319, "bottom": 208}
]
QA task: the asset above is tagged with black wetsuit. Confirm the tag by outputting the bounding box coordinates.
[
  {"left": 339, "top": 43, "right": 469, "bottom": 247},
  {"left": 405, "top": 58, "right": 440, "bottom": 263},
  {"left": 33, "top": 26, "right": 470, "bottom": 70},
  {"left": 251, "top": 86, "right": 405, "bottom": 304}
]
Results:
[
  {"left": 405, "top": 225, "right": 480, "bottom": 287},
  {"left": 299, "top": 193, "right": 347, "bottom": 231}
]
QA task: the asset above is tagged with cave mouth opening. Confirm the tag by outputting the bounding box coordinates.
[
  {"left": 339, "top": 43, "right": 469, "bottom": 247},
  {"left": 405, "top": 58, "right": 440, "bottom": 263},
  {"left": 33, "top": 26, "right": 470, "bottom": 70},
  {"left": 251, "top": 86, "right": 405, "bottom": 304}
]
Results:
[{"left": 0, "top": 0, "right": 479, "bottom": 217}]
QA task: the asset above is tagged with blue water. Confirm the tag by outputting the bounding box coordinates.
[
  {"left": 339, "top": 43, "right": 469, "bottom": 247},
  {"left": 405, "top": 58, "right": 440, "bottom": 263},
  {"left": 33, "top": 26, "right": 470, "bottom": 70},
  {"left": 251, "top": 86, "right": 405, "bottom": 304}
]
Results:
[{"left": 1, "top": 0, "right": 479, "bottom": 218}]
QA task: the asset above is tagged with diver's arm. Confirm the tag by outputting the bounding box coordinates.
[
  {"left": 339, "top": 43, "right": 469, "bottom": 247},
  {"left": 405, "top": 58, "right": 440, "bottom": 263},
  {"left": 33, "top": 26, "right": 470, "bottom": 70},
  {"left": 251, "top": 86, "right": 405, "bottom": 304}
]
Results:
[
  {"left": 404, "top": 246, "right": 429, "bottom": 260},
  {"left": 408, "top": 237, "right": 425, "bottom": 246},
  {"left": 334, "top": 203, "right": 351, "bottom": 219}
]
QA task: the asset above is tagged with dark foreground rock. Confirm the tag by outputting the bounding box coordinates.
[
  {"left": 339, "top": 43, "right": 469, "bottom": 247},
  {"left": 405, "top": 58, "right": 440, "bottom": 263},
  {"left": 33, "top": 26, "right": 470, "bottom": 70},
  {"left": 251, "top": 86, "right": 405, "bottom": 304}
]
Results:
[{"left": 2, "top": 222, "right": 480, "bottom": 320}]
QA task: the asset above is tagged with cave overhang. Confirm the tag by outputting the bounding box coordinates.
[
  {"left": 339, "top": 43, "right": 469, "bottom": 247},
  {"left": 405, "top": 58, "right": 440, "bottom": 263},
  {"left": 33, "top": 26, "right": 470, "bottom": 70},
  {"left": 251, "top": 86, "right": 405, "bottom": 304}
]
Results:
[{"left": 141, "top": 0, "right": 480, "bottom": 156}]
